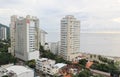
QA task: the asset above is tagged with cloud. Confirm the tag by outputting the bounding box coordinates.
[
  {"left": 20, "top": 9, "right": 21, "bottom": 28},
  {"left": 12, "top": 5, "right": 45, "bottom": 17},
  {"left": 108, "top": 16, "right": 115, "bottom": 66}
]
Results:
[
  {"left": 0, "top": 8, "right": 34, "bottom": 16},
  {"left": 112, "top": 18, "right": 120, "bottom": 23},
  {"left": 0, "top": 0, "right": 120, "bottom": 41}
]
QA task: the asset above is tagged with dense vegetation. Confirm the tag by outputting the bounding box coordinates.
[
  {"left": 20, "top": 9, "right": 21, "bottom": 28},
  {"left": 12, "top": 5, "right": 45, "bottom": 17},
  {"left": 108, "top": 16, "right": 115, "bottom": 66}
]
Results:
[
  {"left": 72, "top": 68, "right": 105, "bottom": 77},
  {"left": 0, "top": 40, "right": 10, "bottom": 52},
  {"left": 98, "top": 55, "right": 114, "bottom": 64},
  {"left": 78, "top": 69, "right": 92, "bottom": 77},
  {"left": 0, "top": 40, "right": 16, "bottom": 65},
  {"left": 91, "top": 56, "right": 118, "bottom": 72},
  {"left": 78, "top": 59, "right": 88, "bottom": 68},
  {"left": 2, "top": 75, "right": 8, "bottom": 77},
  {"left": 77, "top": 58, "right": 120, "bottom": 77},
  {"left": 91, "top": 56, "right": 120, "bottom": 76},
  {"left": 25, "top": 59, "right": 36, "bottom": 68}
]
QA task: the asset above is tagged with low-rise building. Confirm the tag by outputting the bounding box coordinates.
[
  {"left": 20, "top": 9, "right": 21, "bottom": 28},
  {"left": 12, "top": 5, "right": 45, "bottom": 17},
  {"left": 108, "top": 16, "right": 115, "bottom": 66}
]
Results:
[
  {"left": 0, "top": 64, "right": 34, "bottom": 77},
  {"left": 52, "top": 63, "right": 67, "bottom": 76},
  {"left": 58, "top": 64, "right": 82, "bottom": 77},
  {"left": 36, "top": 58, "right": 66, "bottom": 76},
  {"left": 36, "top": 58, "right": 55, "bottom": 74}
]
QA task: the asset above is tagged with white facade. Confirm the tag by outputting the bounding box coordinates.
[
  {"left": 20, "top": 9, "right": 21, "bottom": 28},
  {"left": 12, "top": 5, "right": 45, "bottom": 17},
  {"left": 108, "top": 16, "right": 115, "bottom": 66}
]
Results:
[
  {"left": 10, "top": 15, "right": 40, "bottom": 61},
  {"left": 49, "top": 42, "right": 58, "bottom": 54},
  {"left": 60, "top": 15, "right": 80, "bottom": 61},
  {"left": 52, "top": 63, "right": 67, "bottom": 76},
  {"left": 57, "top": 41, "right": 61, "bottom": 55},
  {"left": 40, "top": 29, "right": 47, "bottom": 46},
  {"left": 44, "top": 43, "right": 50, "bottom": 51},
  {"left": 36, "top": 58, "right": 66, "bottom": 76},
  {"left": 0, "top": 27, "right": 7, "bottom": 40},
  {"left": 36, "top": 58, "right": 55, "bottom": 75},
  {"left": 10, "top": 15, "right": 17, "bottom": 56},
  {"left": 47, "top": 41, "right": 61, "bottom": 55},
  {"left": 0, "top": 64, "right": 34, "bottom": 77}
]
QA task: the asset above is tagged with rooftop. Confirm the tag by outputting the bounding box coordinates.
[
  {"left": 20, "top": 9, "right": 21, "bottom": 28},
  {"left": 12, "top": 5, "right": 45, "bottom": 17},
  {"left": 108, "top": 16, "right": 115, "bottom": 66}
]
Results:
[
  {"left": 37, "top": 58, "right": 55, "bottom": 63},
  {"left": 37, "top": 58, "right": 48, "bottom": 61},
  {"left": 41, "top": 29, "right": 48, "bottom": 34},
  {"left": 6, "top": 65, "right": 33, "bottom": 75},
  {"left": 54, "top": 63, "right": 67, "bottom": 69}
]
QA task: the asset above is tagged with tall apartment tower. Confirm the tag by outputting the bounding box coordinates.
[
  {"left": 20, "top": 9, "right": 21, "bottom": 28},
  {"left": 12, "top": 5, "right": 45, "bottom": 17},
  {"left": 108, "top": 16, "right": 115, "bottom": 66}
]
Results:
[
  {"left": 10, "top": 15, "right": 40, "bottom": 61},
  {"left": 0, "top": 27, "right": 7, "bottom": 40},
  {"left": 60, "top": 15, "right": 80, "bottom": 61},
  {"left": 40, "top": 29, "right": 48, "bottom": 46},
  {"left": 10, "top": 15, "right": 17, "bottom": 56}
]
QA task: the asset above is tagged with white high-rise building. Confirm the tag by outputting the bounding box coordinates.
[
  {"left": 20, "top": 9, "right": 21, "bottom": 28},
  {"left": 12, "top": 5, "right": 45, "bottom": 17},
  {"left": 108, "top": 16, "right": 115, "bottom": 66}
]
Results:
[
  {"left": 57, "top": 41, "right": 61, "bottom": 55},
  {"left": 60, "top": 15, "right": 80, "bottom": 61},
  {"left": 44, "top": 43, "right": 50, "bottom": 51},
  {"left": 49, "top": 42, "right": 58, "bottom": 54},
  {"left": 48, "top": 41, "right": 61, "bottom": 55},
  {"left": 10, "top": 15, "right": 17, "bottom": 56},
  {"left": 0, "top": 27, "right": 7, "bottom": 40},
  {"left": 40, "top": 29, "right": 47, "bottom": 46},
  {"left": 10, "top": 15, "right": 40, "bottom": 61}
]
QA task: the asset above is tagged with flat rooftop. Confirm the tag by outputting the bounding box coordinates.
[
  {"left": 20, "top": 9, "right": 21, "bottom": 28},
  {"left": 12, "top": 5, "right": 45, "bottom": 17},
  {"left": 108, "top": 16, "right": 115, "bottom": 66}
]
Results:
[{"left": 6, "top": 65, "right": 33, "bottom": 75}]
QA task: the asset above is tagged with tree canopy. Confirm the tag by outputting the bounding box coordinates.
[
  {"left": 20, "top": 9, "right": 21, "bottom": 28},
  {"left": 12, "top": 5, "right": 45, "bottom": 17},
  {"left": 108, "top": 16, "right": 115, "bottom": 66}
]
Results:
[
  {"left": 0, "top": 40, "right": 16, "bottom": 65},
  {"left": 78, "top": 69, "right": 92, "bottom": 77}
]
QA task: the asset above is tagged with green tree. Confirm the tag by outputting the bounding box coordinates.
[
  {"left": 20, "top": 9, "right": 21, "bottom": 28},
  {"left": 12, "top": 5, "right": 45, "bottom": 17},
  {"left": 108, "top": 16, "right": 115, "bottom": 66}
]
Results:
[
  {"left": 79, "top": 59, "right": 88, "bottom": 66},
  {"left": 79, "top": 59, "right": 88, "bottom": 68},
  {"left": 39, "top": 44, "right": 44, "bottom": 53},
  {"left": 53, "top": 74, "right": 58, "bottom": 77},
  {"left": 25, "top": 59, "right": 36, "bottom": 68},
  {"left": 0, "top": 52, "right": 16, "bottom": 65},
  {"left": 0, "top": 42, "right": 9, "bottom": 53},
  {"left": 2, "top": 75, "right": 8, "bottom": 77},
  {"left": 93, "top": 74, "right": 105, "bottom": 77},
  {"left": 78, "top": 69, "right": 92, "bottom": 77}
]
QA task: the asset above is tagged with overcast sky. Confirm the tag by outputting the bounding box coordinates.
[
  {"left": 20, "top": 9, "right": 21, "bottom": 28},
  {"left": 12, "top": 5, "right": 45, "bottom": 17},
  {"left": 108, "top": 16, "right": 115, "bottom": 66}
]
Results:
[{"left": 0, "top": 0, "right": 120, "bottom": 42}]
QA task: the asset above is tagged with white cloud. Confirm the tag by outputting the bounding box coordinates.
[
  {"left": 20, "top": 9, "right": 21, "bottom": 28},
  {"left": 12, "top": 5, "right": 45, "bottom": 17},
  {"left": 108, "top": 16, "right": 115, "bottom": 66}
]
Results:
[
  {"left": 113, "top": 18, "right": 120, "bottom": 23},
  {"left": 0, "top": 8, "right": 34, "bottom": 16},
  {"left": 0, "top": 0, "right": 120, "bottom": 41}
]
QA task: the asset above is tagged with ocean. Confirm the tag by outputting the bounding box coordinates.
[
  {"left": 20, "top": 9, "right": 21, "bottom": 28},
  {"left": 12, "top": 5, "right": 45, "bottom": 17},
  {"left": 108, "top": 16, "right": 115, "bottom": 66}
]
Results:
[{"left": 80, "top": 33, "right": 120, "bottom": 57}]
